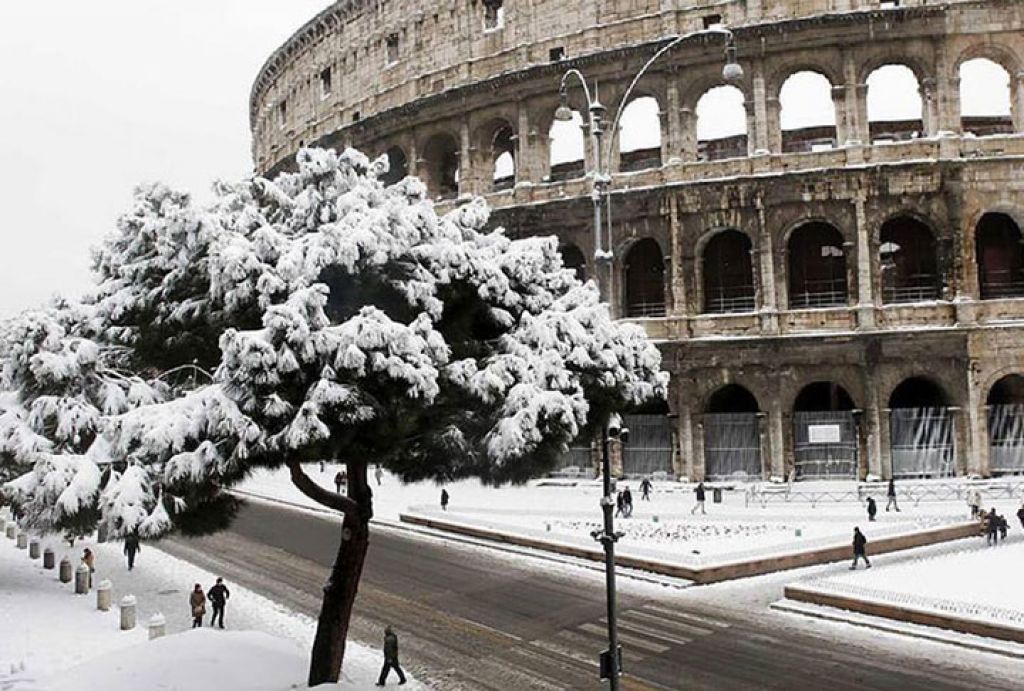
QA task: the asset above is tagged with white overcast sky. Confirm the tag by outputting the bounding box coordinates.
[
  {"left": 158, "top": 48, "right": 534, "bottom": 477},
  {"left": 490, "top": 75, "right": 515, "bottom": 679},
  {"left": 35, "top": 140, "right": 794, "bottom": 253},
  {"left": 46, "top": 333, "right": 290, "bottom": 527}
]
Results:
[
  {"left": 0, "top": 1, "right": 331, "bottom": 317},
  {"left": 0, "top": 3, "right": 1011, "bottom": 318}
]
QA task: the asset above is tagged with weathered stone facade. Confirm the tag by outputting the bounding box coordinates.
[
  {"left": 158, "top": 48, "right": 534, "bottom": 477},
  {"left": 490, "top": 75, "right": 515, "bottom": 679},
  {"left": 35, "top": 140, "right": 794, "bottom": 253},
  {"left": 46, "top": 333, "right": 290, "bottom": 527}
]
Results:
[{"left": 251, "top": 0, "right": 1024, "bottom": 481}]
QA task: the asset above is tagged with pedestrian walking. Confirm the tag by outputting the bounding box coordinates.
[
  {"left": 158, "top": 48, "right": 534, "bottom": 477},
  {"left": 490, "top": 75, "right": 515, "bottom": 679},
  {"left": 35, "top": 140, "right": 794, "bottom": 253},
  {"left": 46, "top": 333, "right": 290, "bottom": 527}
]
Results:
[
  {"left": 997, "top": 514, "right": 1009, "bottom": 542},
  {"left": 866, "top": 497, "right": 877, "bottom": 522},
  {"left": 124, "top": 534, "right": 141, "bottom": 571},
  {"left": 190, "top": 583, "right": 206, "bottom": 628},
  {"left": 375, "top": 465, "right": 384, "bottom": 486},
  {"left": 986, "top": 508, "right": 999, "bottom": 546},
  {"left": 208, "top": 577, "right": 231, "bottom": 629},
  {"left": 968, "top": 488, "right": 981, "bottom": 519},
  {"left": 319, "top": 460, "right": 325, "bottom": 473},
  {"left": 376, "top": 625, "right": 407, "bottom": 686},
  {"left": 440, "top": 488, "right": 449, "bottom": 511},
  {"left": 81, "top": 548, "right": 95, "bottom": 588},
  {"left": 614, "top": 490, "right": 625, "bottom": 518},
  {"left": 1017, "top": 503, "right": 1024, "bottom": 530},
  {"left": 850, "top": 527, "right": 871, "bottom": 569},
  {"left": 334, "top": 471, "right": 345, "bottom": 493},
  {"left": 622, "top": 486, "right": 633, "bottom": 518},
  {"left": 691, "top": 482, "right": 706, "bottom": 515},
  {"left": 639, "top": 477, "right": 652, "bottom": 501},
  {"left": 885, "top": 478, "right": 900, "bottom": 512}
]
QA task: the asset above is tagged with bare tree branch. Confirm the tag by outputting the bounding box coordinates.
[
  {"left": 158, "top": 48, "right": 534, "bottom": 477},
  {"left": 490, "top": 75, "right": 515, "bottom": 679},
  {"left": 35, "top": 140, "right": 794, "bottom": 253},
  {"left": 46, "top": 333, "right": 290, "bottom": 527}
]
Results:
[{"left": 286, "top": 459, "right": 359, "bottom": 515}]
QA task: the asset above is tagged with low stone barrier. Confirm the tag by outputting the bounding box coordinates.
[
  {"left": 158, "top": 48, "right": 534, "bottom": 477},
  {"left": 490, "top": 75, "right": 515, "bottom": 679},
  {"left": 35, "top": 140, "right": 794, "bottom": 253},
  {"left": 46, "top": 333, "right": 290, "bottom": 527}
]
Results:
[
  {"left": 783, "top": 583, "right": 1024, "bottom": 644},
  {"left": 399, "top": 512, "right": 980, "bottom": 584}
]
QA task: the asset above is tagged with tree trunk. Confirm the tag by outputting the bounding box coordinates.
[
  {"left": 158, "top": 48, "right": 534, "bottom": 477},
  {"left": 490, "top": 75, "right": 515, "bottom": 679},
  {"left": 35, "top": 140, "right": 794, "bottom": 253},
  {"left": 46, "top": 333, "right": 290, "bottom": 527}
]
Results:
[{"left": 306, "top": 462, "right": 373, "bottom": 687}]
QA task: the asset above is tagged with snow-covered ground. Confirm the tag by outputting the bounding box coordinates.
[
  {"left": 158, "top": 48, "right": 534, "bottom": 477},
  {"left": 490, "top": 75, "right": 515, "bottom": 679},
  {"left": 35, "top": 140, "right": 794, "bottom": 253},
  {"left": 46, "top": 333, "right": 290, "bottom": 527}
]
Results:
[
  {"left": 0, "top": 518, "right": 425, "bottom": 690},
  {"left": 793, "top": 533, "right": 1024, "bottom": 631},
  {"left": 241, "top": 463, "right": 995, "bottom": 566}
]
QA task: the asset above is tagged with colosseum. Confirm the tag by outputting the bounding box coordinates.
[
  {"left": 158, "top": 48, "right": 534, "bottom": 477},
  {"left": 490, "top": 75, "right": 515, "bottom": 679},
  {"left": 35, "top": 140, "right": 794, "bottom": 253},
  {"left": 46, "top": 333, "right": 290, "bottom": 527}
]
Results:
[{"left": 250, "top": 0, "right": 1024, "bottom": 483}]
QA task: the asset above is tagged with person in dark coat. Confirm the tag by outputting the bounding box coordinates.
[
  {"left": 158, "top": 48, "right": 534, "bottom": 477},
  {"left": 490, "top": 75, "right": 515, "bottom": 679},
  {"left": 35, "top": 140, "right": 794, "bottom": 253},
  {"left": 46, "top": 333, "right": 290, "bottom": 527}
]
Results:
[
  {"left": 124, "top": 534, "right": 141, "bottom": 571},
  {"left": 440, "top": 488, "right": 449, "bottom": 511},
  {"left": 639, "top": 477, "right": 652, "bottom": 501},
  {"left": 622, "top": 487, "right": 633, "bottom": 518},
  {"left": 850, "top": 527, "right": 871, "bottom": 569},
  {"left": 691, "top": 482, "right": 706, "bottom": 515},
  {"left": 208, "top": 577, "right": 231, "bottom": 629},
  {"left": 885, "top": 478, "right": 900, "bottom": 512},
  {"left": 997, "top": 514, "right": 1009, "bottom": 542},
  {"left": 376, "top": 626, "right": 407, "bottom": 686},
  {"left": 614, "top": 490, "right": 625, "bottom": 518},
  {"left": 189, "top": 583, "right": 206, "bottom": 628},
  {"left": 866, "top": 497, "right": 877, "bottom": 521},
  {"left": 1017, "top": 504, "right": 1024, "bottom": 530},
  {"left": 334, "top": 471, "right": 345, "bottom": 493},
  {"left": 986, "top": 508, "right": 999, "bottom": 546}
]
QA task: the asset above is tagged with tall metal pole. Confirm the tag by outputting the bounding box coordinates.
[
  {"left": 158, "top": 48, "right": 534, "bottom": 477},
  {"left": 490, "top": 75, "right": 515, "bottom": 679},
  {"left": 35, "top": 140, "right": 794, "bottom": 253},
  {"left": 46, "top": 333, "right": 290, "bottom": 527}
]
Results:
[{"left": 600, "top": 420, "right": 621, "bottom": 689}]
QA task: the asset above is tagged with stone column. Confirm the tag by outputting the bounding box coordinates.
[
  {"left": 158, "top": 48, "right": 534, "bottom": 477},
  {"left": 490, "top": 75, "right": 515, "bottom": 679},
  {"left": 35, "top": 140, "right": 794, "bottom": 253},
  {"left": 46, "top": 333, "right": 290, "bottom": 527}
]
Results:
[
  {"left": 952, "top": 406, "right": 971, "bottom": 478},
  {"left": 693, "top": 415, "right": 707, "bottom": 482},
  {"left": 843, "top": 52, "right": 868, "bottom": 145},
  {"left": 831, "top": 85, "right": 848, "bottom": 145},
  {"left": 865, "top": 376, "right": 885, "bottom": 479},
  {"left": 966, "top": 361, "right": 989, "bottom": 477},
  {"left": 768, "top": 398, "right": 786, "bottom": 479},
  {"left": 853, "top": 194, "right": 876, "bottom": 329},
  {"left": 458, "top": 117, "right": 476, "bottom": 196},
  {"left": 679, "top": 108, "right": 698, "bottom": 162},
  {"left": 756, "top": 196, "right": 779, "bottom": 332},
  {"left": 1012, "top": 72, "right": 1024, "bottom": 133},
  {"left": 120, "top": 595, "right": 137, "bottom": 631},
  {"left": 678, "top": 405, "right": 695, "bottom": 481},
  {"left": 515, "top": 101, "right": 541, "bottom": 185},
  {"left": 920, "top": 77, "right": 939, "bottom": 137},
  {"left": 664, "top": 76, "right": 684, "bottom": 164},
  {"left": 764, "top": 97, "right": 782, "bottom": 154},
  {"left": 750, "top": 65, "right": 772, "bottom": 154},
  {"left": 668, "top": 194, "right": 688, "bottom": 319}
]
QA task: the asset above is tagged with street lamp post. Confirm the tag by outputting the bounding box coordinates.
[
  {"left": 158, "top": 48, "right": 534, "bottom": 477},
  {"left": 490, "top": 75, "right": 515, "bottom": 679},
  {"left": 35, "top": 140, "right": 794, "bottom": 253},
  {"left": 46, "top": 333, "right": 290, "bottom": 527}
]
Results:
[{"left": 558, "top": 28, "right": 743, "bottom": 688}]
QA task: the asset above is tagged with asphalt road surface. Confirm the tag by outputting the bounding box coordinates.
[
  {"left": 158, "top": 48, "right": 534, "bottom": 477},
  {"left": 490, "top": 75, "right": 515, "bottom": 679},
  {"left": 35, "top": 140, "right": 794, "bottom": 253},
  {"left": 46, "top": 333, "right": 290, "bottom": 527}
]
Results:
[{"left": 161, "top": 500, "right": 1011, "bottom": 690}]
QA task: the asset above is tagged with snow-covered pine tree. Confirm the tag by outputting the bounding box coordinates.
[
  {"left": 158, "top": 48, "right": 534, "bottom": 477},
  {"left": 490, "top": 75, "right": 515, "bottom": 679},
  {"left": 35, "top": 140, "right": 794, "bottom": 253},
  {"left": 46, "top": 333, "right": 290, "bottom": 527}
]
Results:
[{"left": 6, "top": 147, "right": 668, "bottom": 686}]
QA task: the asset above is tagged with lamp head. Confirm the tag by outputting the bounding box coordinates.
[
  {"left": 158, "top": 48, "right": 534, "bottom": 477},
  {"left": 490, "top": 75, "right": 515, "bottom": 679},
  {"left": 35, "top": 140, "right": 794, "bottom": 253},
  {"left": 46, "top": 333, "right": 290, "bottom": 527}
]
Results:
[
  {"left": 722, "top": 40, "right": 744, "bottom": 82},
  {"left": 554, "top": 89, "right": 573, "bottom": 121}
]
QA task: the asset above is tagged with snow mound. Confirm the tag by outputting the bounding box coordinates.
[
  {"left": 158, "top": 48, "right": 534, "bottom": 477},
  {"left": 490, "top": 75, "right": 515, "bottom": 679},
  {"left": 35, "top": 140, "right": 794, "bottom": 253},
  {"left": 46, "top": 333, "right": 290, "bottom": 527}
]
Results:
[{"left": 47, "top": 629, "right": 305, "bottom": 691}]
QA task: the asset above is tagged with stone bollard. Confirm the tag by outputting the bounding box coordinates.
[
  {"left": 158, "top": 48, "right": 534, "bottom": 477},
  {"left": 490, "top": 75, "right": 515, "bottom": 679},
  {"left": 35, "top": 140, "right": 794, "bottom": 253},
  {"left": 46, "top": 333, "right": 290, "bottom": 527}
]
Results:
[
  {"left": 96, "top": 580, "right": 112, "bottom": 611},
  {"left": 28, "top": 538, "right": 40, "bottom": 559},
  {"left": 43, "top": 548, "right": 55, "bottom": 569},
  {"left": 74, "top": 563, "right": 91, "bottom": 594},
  {"left": 120, "top": 595, "right": 137, "bottom": 631},
  {"left": 148, "top": 613, "right": 166, "bottom": 640},
  {"left": 16, "top": 532, "right": 28, "bottom": 549},
  {"left": 0, "top": 515, "right": 5, "bottom": 532},
  {"left": 96, "top": 523, "right": 108, "bottom": 544},
  {"left": 5, "top": 523, "right": 15, "bottom": 539},
  {"left": 59, "top": 557, "right": 72, "bottom": 583}
]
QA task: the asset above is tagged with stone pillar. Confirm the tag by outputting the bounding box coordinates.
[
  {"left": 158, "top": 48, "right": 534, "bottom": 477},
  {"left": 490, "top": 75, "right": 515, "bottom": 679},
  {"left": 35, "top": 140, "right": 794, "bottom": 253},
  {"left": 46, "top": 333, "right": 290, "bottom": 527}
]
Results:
[
  {"left": 966, "top": 361, "right": 989, "bottom": 477},
  {"left": 74, "top": 563, "right": 90, "bottom": 595},
  {"left": 664, "top": 76, "right": 684, "bottom": 164},
  {"left": 952, "top": 406, "right": 972, "bottom": 478},
  {"left": 120, "top": 595, "right": 138, "bottom": 631},
  {"left": 5, "top": 522, "right": 15, "bottom": 539},
  {"left": 768, "top": 399, "right": 786, "bottom": 479},
  {"left": 148, "top": 613, "right": 167, "bottom": 640},
  {"left": 458, "top": 117, "right": 476, "bottom": 197},
  {"left": 843, "top": 52, "right": 867, "bottom": 145},
  {"left": 679, "top": 108, "right": 698, "bottom": 162},
  {"left": 59, "top": 556, "right": 72, "bottom": 583},
  {"left": 16, "top": 532, "right": 27, "bottom": 550},
  {"left": 678, "top": 405, "right": 695, "bottom": 481},
  {"left": 750, "top": 65, "right": 772, "bottom": 154},
  {"left": 756, "top": 196, "right": 779, "bottom": 332},
  {"left": 515, "top": 101, "right": 540, "bottom": 185},
  {"left": 28, "top": 538, "right": 40, "bottom": 559},
  {"left": 668, "top": 194, "right": 688, "bottom": 319},
  {"left": 853, "top": 194, "right": 876, "bottom": 329},
  {"left": 764, "top": 97, "right": 782, "bottom": 154},
  {"left": 43, "top": 548, "right": 55, "bottom": 570},
  {"left": 97, "top": 580, "right": 113, "bottom": 612},
  {"left": 693, "top": 415, "right": 707, "bottom": 482},
  {"left": 1013, "top": 73, "right": 1024, "bottom": 133},
  {"left": 831, "top": 85, "right": 849, "bottom": 145},
  {"left": 920, "top": 77, "right": 939, "bottom": 137}
]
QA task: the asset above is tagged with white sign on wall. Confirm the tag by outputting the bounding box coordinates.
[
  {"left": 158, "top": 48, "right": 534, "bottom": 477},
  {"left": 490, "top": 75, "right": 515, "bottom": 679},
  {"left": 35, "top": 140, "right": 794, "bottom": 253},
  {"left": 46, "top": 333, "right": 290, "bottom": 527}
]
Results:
[{"left": 808, "top": 424, "right": 842, "bottom": 444}]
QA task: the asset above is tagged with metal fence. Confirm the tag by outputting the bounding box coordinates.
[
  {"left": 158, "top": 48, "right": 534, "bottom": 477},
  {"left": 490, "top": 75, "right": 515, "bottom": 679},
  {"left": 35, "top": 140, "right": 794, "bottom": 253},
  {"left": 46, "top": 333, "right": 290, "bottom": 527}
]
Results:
[
  {"left": 703, "top": 413, "right": 762, "bottom": 481},
  {"left": 889, "top": 407, "right": 955, "bottom": 478},
  {"left": 988, "top": 404, "right": 1024, "bottom": 475},
  {"left": 793, "top": 410, "right": 858, "bottom": 480},
  {"left": 621, "top": 414, "right": 673, "bottom": 478},
  {"left": 551, "top": 445, "right": 595, "bottom": 479}
]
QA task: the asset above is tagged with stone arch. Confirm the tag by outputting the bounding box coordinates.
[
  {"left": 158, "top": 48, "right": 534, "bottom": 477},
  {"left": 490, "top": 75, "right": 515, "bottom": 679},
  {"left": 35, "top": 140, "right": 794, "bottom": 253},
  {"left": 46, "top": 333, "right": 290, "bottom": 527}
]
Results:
[
  {"left": 706, "top": 383, "right": 760, "bottom": 413},
  {"left": 986, "top": 373, "right": 1024, "bottom": 475},
  {"left": 623, "top": 238, "right": 666, "bottom": 318},
  {"left": 779, "top": 70, "right": 837, "bottom": 153},
  {"left": 420, "top": 131, "right": 460, "bottom": 199},
  {"left": 793, "top": 381, "right": 858, "bottom": 412},
  {"left": 887, "top": 375, "right": 956, "bottom": 478},
  {"left": 548, "top": 107, "right": 585, "bottom": 182},
  {"left": 976, "top": 212, "right": 1024, "bottom": 300},
  {"left": 559, "top": 243, "right": 587, "bottom": 283},
  {"left": 865, "top": 63, "right": 925, "bottom": 143},
  {"left": 889, "top": 376, "right": 951, "bottom": 408},
  {"left": 700, "top": 229, "right": 756, "bottom": 314},
  {"left": 695, "top": 85, "right": 748, "bottom": 161},
  {"left": 792, "top": 381, "right": 859, "bottom": 480},
  {"left": 879, "top": 215, "right": 941, "bottom": 303},
  {"left": 379, "top": 145, "right": 408, "bottom": 186},
  {"left": 959, "top": 58, "right": 1014, "bottom": 137},
  {"left": 618, "top": 95, "right": 662, "bottom": 171},
  {"left": 786, "top": 221, "right": 848, "bottom": 309},
  {"left": 702, "top": 383, "right": 763, "bottom": 481}
]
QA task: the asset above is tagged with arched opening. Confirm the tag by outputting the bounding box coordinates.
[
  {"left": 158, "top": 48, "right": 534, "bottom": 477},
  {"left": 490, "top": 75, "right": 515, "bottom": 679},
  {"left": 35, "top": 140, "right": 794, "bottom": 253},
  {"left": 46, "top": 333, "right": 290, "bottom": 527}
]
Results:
[
  {"left": 960, "top": 58, "right": 1013, "bottom": 137},
  {"left": 987, "top": 374, "right": 1024, "bottom": 475},
  {"left": 622, "top": 399, "right": 673, "bottom": 479},
  {"left": 888, "top": 377, "right": 954, "bottom": 478},
  {"left": 792, "top": 382, "right": 858, "bottom": 479},
  {"left": 866, "top": 64, "right": 924, "bottom": 143},
  {"left": 696, "top": 85, "right": 747, "bottom": 161},
  {"left": 618, "top": 96, "right": 662, "bottom": 171},
  {"left": 780, "top": 71, "right": 837, "bottom": 153},
  {"left": 879, "top": 216, "right": 940, "bottom": 303},
  {"left": 702, "top": 230, "right": 755, "bottom": 313},
  {"left": 549, "top": 109, "right": 585, "bottom": 182},
  {"left": 623, "top": 239, "right": 665, "bottom": 318},
  {"left": 492, "top": 125, "right": 516, "bottom": 191},
  {"left": 703, "top": 384, "right": 762, "bottom": 481},
  {"left": 976, "top": 212, "right": 1024, "bottom": 299},
  {"left": 787, "top": 222, "right": 848, "bottom": 308},
  {"left": 559, "top": 244, "right": 586, "bottom": 282},
  {"left": 421, "top": 133, "right": 460, "bottom": 200},
  {"left": 380, "top": 146, "right": 408, "bottom": 186}
]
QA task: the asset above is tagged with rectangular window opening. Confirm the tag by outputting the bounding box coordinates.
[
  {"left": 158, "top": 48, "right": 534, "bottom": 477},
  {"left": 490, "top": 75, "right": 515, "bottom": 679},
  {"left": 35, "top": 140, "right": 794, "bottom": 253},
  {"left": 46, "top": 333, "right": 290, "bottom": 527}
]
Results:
[
  {"left": 549, "top": 46, "right": 565, "bottom": 62},
  {"left": 702, "top": 14, "right": 723, "bottom": 30},
  {"left": 879, "top": 0, "right": 900, "bottom": 7},
  {"left": 319, "top": 68, "right": 332, "bottom": 98},
  {"left": 278, "top": 100, "right": 287, "bottom": 129},
  {"left": 386, "top": 33, "right": 400, "bottom": 65},
  {"left": 483, "top": 0, "right": 504, "bottom": 30}
]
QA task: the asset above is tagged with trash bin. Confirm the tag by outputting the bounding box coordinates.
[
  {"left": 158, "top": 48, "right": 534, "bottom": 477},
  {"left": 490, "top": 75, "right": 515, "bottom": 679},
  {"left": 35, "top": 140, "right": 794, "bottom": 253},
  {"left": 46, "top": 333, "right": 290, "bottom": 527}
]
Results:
[{"left": 712, "top": 487, "right": 723, "bottom": 503}]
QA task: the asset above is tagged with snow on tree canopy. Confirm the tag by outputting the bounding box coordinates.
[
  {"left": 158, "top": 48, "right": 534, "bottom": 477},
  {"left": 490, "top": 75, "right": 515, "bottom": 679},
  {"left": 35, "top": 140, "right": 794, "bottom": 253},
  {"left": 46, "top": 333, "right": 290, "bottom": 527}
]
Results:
[{"left": 3, "top": 145, "right": 668, "bottom": 540}]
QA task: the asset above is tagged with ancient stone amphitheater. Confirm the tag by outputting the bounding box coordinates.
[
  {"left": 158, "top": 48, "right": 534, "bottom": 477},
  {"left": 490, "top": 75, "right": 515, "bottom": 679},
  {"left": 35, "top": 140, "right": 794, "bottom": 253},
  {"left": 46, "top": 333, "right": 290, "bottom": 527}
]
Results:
[{"left": 250, "top": 0, "right": 1024, "bottom": 483}]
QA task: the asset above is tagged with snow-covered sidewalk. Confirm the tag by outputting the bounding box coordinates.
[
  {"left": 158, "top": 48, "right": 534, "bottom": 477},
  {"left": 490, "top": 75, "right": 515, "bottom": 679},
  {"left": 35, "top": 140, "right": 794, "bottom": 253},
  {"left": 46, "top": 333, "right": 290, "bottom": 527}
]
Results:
[{"left": 0, "top": 519, "right": 426, "bottom": 690}]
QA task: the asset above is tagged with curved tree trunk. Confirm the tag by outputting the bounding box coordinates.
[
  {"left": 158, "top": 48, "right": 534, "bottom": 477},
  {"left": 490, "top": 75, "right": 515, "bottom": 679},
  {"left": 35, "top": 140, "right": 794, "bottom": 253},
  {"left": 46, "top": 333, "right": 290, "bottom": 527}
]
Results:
[{"left": 286, "top": 460, "right": 373, "bottom": 687}]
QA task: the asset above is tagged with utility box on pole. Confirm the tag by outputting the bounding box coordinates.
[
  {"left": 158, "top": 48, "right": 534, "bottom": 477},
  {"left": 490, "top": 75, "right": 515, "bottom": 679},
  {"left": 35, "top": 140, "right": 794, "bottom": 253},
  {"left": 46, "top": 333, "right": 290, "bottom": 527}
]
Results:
[{"left": 599, "top": 646, "right": 623, "bottom": 681}]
